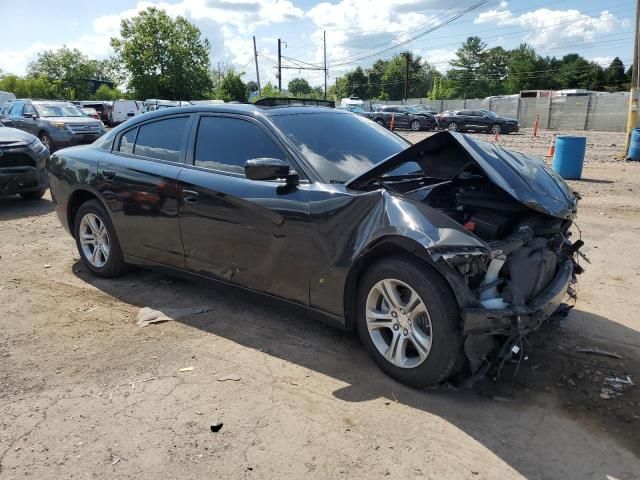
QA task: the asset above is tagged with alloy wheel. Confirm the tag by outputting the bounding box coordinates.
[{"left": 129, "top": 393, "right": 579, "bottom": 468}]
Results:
[
  {"left": 365, "top": 278, "right": 433, "bottom": 369},
  {"left": 448, "top": 122, "right": 458, "bottom": 132},
  {"left": 411, "top": 120, "right": 421, "bottom": 131},
  {"left": 79, "top": 213, "right": 110, "bottom": 268},
  {"left": 491, "top": 124, "right": 502, "bottom": 134},
  {"left": 39, "top": 134, "right": 51, "bottom": 150}
]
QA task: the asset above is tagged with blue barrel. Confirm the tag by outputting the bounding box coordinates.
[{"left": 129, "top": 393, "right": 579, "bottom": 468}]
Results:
[
  {"left": 627, "top": 128, "right": 640, "bottom": 161},
  {"left": 552, "top": 136, "right": 586, "bottom": 180}
]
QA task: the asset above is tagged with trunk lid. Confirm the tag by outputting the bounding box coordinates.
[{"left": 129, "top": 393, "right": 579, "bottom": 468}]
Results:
[{"left": 347, "top": 131, "right": 578, "bottom": 219}]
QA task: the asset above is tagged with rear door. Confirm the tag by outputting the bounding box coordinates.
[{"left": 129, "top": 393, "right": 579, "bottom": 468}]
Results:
[
  {"left": 177, "top": 113, "right": 311, "bottom": 304},
  {"left": 98, "top": 114, "right": 192, "bottom": 268}
]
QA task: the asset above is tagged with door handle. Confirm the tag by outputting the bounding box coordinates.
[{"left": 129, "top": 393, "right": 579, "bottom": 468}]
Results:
[
  {"left": 102, "top": 170, "right": 116, "bottom": 181},
  {"left": 182, "top": 190, "right": 199, "bottom": 204}
]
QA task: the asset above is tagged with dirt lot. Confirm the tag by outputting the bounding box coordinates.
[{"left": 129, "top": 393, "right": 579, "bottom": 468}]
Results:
[{"left": 1, "top": 128, "right": 639, "bottom": 479}]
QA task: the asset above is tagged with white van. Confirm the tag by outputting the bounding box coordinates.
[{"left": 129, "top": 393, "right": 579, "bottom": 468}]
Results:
[
  {"left": 340, "top": 96, "right": 364, "bottom": 108},
  {"left": 112, "top": 100, "right": 145, "bottom": 125},
  {"left": 0, "top": 91, "right": 16, "bottom": 109}
]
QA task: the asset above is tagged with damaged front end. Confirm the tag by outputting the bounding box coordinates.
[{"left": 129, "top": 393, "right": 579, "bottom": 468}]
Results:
[{"left": 348, "top": 131, "right": 585, "bottom": 380}]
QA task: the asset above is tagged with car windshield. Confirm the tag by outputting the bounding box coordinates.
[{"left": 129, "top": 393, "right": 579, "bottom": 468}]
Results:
[
  {"left": 271, "top": 112, "right": 413, "bottom": 185},
  {"left": 481, "top": 110, "right": 498, "bottom": 118},
  {"left": 348, "top": 106, "right": 366, "bottom": 113},
  {"left": 35, "top": 104, "right": 84, "bottom": 117}
]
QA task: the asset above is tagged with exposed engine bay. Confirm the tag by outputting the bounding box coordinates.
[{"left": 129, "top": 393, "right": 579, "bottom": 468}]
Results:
[{"left": 347, "top": 132, "right": 586, "bottom": 382}]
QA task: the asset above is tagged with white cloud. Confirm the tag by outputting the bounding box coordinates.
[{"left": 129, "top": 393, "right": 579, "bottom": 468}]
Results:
[
  {"left": 474, "top": 5, "right": 621, "bottom": 47},
  {"left": 591, "top": 56, "right": 614, "bottom": 67}
]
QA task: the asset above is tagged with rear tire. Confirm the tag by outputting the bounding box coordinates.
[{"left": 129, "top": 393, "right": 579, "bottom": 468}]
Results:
[
  {"left": 491, "top": 123, "right": 502, "bottom": 134},
  {"left": 74, "top": 199, "right": 126, "bottom": 278},
  {"left": 375, "top": 118, "right": 386, "bottom": 128},
  {"left": 410, "top": 119, "right": 422, "bottom": 131},
  {"left": 20, "top": 188, "right": 46, "bottom": 200},
  {"left": 447, "top": 121, "right": 459, "bottom": 132},
  {"left": 356, "top": 255, "right": 462, "bottom": 388}
]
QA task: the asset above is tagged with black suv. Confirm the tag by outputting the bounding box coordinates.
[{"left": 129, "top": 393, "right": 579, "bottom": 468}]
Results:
[
  {"left": 1, "top": 100, "right": 107, "bottom": 152},
  {"left": 372, "top": 106, "right": 438, "bottom": 131},
  {"left": 436, "top": 109, "right": 519, "bottom": 134},
  {"left": 0, "top": 122, "right": 49, "bottom": 200}
]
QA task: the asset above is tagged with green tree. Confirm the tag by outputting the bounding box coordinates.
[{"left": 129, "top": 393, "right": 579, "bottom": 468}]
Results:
[
  {"left": 94, "top": 84, "right": 124, "bottom": 100},
  {"left": 111, "top": 7, "right": 213, "bottom": 100},
  {"left": 604, "top": 57, "right": 626, "bottom": 91},
  {"left": 447, "top": 36, "right": 488, "bottom": 98},
  {"left": 26, "top": 46, "right": 119, "bottom": 99},
  {"left": 428, "top": 75, "right": 455, "bottom": 100},
  {"left": 212, "top": 69, "right": 247, "bottom": 102},
  {"left": 0, "top": 75, "right": 53, "bottom": 98},
  {"left": 287, "top": 77, "right": 312, "bottom": 96},
  {"left": 246, "top": 80, "right": 259, "bottom": 97}
]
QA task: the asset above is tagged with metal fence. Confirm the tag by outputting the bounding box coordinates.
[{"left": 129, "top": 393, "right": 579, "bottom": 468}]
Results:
[{"left": 362, "top": 93, "right": 630, "bottom": 132}]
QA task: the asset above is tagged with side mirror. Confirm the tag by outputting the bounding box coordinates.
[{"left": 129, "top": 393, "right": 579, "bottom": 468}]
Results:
[
  {"left": 23, "top": 113, "right": 37, "bottom": 119},
  {"left": 244, "top": 158, "right": 298, "bottom": 184}
]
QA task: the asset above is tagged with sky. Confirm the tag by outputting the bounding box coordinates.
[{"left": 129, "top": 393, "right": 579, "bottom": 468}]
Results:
[{"left": 0, "top": 0, "right": 634, "bottom": 89}]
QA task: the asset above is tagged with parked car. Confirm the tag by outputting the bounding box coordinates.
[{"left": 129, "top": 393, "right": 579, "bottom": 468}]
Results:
[
  {"left": 78, "top": 101, "right": 114, "bottom": 126},
  {"left": 340, "top": 96, "right": 364, "bottom": 108},
  {"left": 336, "top": 105, "right": 374, "bottom": 119},
  {"left": 0, "top": 91, "right": 16, "bottom": 109},
  {"left": 47, "top": 103, "right": 582, "bottom": 388},
  {"left": 0, "top": 123, "right": 49, "bottom": 200},
  {"left": 409, "top": 104, "right": 437, "bottom": 114},
  {"left": 80, "top": 107, "right": 101, "bottom": 121},
  {"left": 372, "top": 105, "right": 438, "bottom": 131},
  {"left": 435, "top": 109, "right": 519, "bottom": 134},
  {"left": 112, "top": 100, "right": 144, "bottom": 124},
  {"left": 1, "top": 100, "right": 107, "bottom": 152}
]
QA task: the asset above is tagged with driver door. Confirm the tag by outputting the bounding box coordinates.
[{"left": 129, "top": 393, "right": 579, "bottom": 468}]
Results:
[{"left": 177, "top": 114, "right": 311, "bottom": 305}]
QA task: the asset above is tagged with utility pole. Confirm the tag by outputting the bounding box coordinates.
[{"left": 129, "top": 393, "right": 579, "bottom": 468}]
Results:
[
  {"left": 323, "top": 30, "right": 327, "bottom": 100},
  {"left": 253, "top": 36, "right": 261, "bottom": 95},
  {"left": 277, "top": 38, "right": 282, "bottom": 91},
  {"left": 624, "top": 0, "right": 640, "bottom": 154},
  {"left": 403, "top": 53, "right": 409, "bottom": 102}
]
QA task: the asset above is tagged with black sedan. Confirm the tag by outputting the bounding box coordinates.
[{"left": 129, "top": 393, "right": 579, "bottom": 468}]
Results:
[
  {"left": 371, "top": 105, "right": 438, "bottom": 131},
  {"left": 48, "top": 104, "right": 582, "bottom": 388},
  {"left": 436, "top": 109, "right": 519, "bottom": 134},
  {"left": 0, "top": 122, "right": 49, "bottom": 200}
]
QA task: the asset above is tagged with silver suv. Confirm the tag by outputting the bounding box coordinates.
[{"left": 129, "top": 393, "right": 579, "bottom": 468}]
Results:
[{"left": 0, "top": 100, "right": 106, "bottom": 152}]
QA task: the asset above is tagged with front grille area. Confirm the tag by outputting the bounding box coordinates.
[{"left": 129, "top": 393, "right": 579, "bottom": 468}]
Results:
[
  {"left": 67, "top": 123, "right": 101, "bottom": 135},
  {"left": 0, "top": 151, "right": 36, "bottom": 168}
]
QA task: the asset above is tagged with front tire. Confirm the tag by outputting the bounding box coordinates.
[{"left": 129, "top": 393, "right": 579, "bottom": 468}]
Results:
[
  {"left": 410, "top": 119, "right": 422, "bottom": 131},
  {"left": 375, "top": 118, "right": 386, "bottom": 128},
  {"left": 39, "top": 132, "right": 54, "bottom": 152},
  {"left": 447, "top": 121, "right": 459, "bottom": 132},
  {"left": 491, "top": 123, "right": 502, "bottom": 134},
  {"left": 74, "top": 199, "right": 126, "bottom": 278},
  {"left": 356, "top": 256, "right": 462, "bottom": 388}
]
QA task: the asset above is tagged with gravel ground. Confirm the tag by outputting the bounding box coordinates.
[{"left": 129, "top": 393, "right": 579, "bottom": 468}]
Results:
[{"left": 1, "top": 129, "right": 639, "bottom": 479}]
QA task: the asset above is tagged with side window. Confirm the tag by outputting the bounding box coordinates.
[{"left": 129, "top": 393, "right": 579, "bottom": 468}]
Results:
[
  {"left": 10, "top": 102, "right": 24, "bottom": 117},
  {"left": 118, "top": 127, "right": 137, "bottom": 154},
  {"left": 194, "top": 116, "right": 286, "bottom": 175},
  {"left": 133, "top": 116, "right": 189, "bottom": 162},
  {"left": 23, "top": 104, "right": 35, "bottom": 116}
]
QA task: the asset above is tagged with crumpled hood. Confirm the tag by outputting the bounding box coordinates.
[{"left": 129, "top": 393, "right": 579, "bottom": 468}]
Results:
[{"left": 347, "top": 131, "right": 578, "bottom": 219}]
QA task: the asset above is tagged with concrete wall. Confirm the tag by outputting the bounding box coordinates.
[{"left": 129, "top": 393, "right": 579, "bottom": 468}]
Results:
[{"left": 368, "top": 93, "right": 630, "bottom": 132}]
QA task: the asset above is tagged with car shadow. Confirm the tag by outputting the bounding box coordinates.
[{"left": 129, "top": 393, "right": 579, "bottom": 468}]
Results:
[
  {"left": 0, "top": 194, "right": 54, "bottom": 220},
  {"left": 575, "top": 178, "right": 615, "bottom": 184},
  {"left": 74, "top": 263, "right": 640, "bottom": 477}
]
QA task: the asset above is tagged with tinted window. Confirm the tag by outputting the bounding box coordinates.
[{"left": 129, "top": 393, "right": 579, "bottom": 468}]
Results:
[
  {"left": 134, "top": 116, "right": 189, "bottom": 162},
  {"left": 23, "top": 104, "right": 35, "bottom": 116},
  {"left": 9, "top": 102, "right": 24, "bottom": 117},
  {"left": 118, "top": 128, "right": 137, "bottom": 154},
  {"left": 194, "top": 117, "right": 285, "bottom": 175},
  {"left": 271, "top": 112, "right": 412, "bottom": 184}
]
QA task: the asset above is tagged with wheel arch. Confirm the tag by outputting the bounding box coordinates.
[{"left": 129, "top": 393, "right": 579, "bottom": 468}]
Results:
[
  {"left": 66, "top": 188, "right": 110, "bottom": 235},
  {"left": 343, "top": 236, "right": 456, "bottom": 331}
]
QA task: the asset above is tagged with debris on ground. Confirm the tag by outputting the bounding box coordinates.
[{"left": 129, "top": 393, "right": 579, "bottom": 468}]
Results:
[
  {"left": 135, "top": 305, "right": 212, "bottom": 327},
  {"left": 210, "top": 421, "right": 223, "bottom": 432},
  {"left": 217, "top": 374, "right": 241, "bottom": 382},
  {"left": 179, "top": 367, "right": 194, "bottom": 372},
  {"left": 575, "top": 346, "right": 623, "bottom": 360}
]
